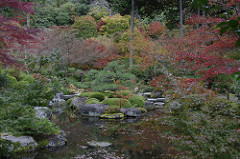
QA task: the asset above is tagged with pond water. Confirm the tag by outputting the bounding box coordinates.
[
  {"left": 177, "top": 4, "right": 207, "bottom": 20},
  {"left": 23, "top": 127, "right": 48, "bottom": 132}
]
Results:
[{"left": 31, "top": 111, "right": 175, "bottom": 159}]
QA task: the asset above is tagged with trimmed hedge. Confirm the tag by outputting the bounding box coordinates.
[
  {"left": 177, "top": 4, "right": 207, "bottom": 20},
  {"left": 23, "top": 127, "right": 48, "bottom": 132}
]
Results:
[
  {"left": 104, "top": 106, "right": 120, "bottom": 114},
  {"left": 102, "top": 98, "right": 132, "bottom": 108},
  {"left": 89, "top": 92, "right": 105, "bottom": 101},
  {"left": 85, "top": 98, "right": 101, "bottom": 104},
  {"left": 129, "top": 94, "right": 145, "bottom": 108}
]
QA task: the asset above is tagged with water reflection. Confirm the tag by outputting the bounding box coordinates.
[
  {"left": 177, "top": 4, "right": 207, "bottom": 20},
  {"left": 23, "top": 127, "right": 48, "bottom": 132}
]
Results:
[{"left": 31, "top": 111, "right": 175, "bottom": 159}]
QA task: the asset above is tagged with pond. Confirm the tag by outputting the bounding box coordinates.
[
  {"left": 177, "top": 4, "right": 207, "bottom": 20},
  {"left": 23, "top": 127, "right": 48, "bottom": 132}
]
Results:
[{"left": 24, "top": 111, "right": 175, "bottom": 159}]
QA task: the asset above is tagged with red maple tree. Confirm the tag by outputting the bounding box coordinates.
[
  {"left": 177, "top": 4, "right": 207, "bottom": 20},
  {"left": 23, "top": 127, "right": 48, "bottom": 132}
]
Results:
[{"left": 0, "top": 0, "right": 37, "bottom": 67}]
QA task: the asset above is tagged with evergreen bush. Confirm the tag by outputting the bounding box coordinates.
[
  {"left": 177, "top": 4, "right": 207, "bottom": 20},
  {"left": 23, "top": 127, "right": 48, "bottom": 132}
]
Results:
[
  {"left": 129, "top": 94, "right": 145, "bottom": 108},
  {"left": 89, "top": 92, "right": 105, "bottom": 101},
  {"left": 102, "top": 98, "right": 132, "bottom": 108}
]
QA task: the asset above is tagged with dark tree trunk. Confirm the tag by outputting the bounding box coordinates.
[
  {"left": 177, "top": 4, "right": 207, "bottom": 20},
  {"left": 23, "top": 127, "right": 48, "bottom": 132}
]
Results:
[{"left": 130, "top": 0, "right": 134, "bottom": 66}]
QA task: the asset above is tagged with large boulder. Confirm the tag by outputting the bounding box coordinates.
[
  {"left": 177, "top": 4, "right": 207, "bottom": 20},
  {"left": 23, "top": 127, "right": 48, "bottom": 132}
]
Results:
[
  {"left": 87, "top": 141, "right": 112, "bottom": 148},
  {"left": 1, "top": 134, "right": 38, "bottom": 153},
  {"left": 120, "top": 108, "right": 142, "bottom": 117},
  {"left": 71, "top": 96, "right": 87, "bottom": 109},
  {"left": 49, "top": 97, "right": 68, "bottom": 114},
  {"left": 76, "top": 104, "right": 108, "bottom": 117},
  {"left": 34, "top": 107, "right": 52, "bottom": 120},
  {"left": 46, "top": 134, "right": 67, "bottom": 150}
]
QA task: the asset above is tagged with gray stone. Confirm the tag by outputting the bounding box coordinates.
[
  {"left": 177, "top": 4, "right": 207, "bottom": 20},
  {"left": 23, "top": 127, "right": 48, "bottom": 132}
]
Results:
[
  {"left": 71, "top": 96, "right": 87, "bottom": 109},
  {"left": 151, "top": 91, "right": 163, "bottom": 98},
  {"left": 34, "top": 107, "right": 52, "bottom": 120},
  {"left": 144, "top": 101, "right": 156, "bottom": 111},
  {"left": 169, "top": 101, "right": 182, "bottom": 112},
  {"left": 147, "top": 98, "right": 166, "bottom": 102},
  {"left": 47, "top": 134, "right": 67, "bottom": 148},
  {"left": 154, "top": 102, "right": 165, "bottom": 106},
  {"left": 76, "top": 104, "right": 108, "bottom": 117},
  {"left": 49, "top": 100, "right": 68, "bottom": 114},
  {"left": 87, "top": 141, "right": 112, "bottom": 148},
  {"left": 1, "top": 134, "right": 38, "bottom": 153},
  {"left": 120, "top": 108, "right": 142, "bottom": 117},
  {"left": 62, "top": 94, "right": 79, "bottom": 100},
  {"left": 143, "top": 92, "right": 152, "bottom": 97}
]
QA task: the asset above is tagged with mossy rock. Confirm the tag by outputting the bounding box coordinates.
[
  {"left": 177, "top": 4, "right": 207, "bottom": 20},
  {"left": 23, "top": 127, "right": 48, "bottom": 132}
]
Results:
[
  {"left": 37, "top": 139, "right": 50, "bottom": 149},
  {"left": 85, "top": 98, "right": 101, "bottom": 104},
  {"left": 100, "top": 113, "right": 124, "bottom": 119},
  {"left": 104, "top": 106, "right": 120, "bottom": 114},
  {"left": 67, "top": 98, "right": 73, "bottom": 106},
  {"left": 129, "top": 94, "right": 145, "bottom": 108},
  {"left": 102, "top": 98, "right": 132, "bottom": 108},
  {"left": 137, "top": 107, "right": 147, "bottom": 113},
  {"left": 79, "top": 92, "right": 95, "bottom": 97},
  {"left": 89, "top": 92, "right": 105, "bottom": 101},
  {"left": 80, "top": 92, "right": 105, "bottom": 101}
]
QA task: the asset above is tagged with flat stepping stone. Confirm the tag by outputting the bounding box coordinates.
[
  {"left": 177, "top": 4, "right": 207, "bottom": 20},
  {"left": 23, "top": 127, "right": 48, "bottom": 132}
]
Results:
[
  {"left": 147, "top": 98, "right": 166, "bottom": 102},
  {"left": 154, "top": 102, "right": 165, "bottom": 106},
  {"left": 100, "top": 113, "right": 124, "bottom": 119},
  {"left": 87, "top": 141, "right": 112, "bottom": 148}
]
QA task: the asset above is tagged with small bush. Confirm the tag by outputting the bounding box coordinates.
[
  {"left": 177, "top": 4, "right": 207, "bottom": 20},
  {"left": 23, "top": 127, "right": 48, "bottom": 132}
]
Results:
[
  {"left": 72, "top": 15, "right": 97, "bottom": 39},
  {"left": 79, "top": 92, "right": 95, "bottom": 97},
  {"left": 122, "top": 90, "right": 132, "bottom": 96},
  {"left": 0, "top": 73, "right": 8, "bottom": 87},
  {"left": 6, "top": 75, "right": 17, "bottom": 87},
  {"left": 179, "top": 94, "right": 206, "bottom": 111},
  {"left": 129, "top": 94, "right": 145, "bottom": 108},
  {"left": 15, "top": 81, "right": 29, "bottom": 90},
  {"left": 89, "top": 92, "right": 105, "bottom": 101},
  {"left": 85, "top": 98, "right": 100, "bottom": 104},
  {"left": 19, "top": 73, "right": 34, "bottom": 83},
  {"left": 207, "top": 98, "right": 240, "bottom": 118},
  {"left": 104, "top": 106, "right": 120, "bottom": 114},
  {"left": 102, "top": 98, "right": 132, "bottom": 108}
]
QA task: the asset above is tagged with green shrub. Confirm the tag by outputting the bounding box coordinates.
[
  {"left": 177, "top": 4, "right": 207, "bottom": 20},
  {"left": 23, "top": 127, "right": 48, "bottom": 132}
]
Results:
[
  {"left": 179, "top": 94, "right": 206, "bottom": 111},
  {"left": 85, "top": 98, "right": 100, "bottom": 104},
  {"left": 80, "top": 92, "right": 95, "bottom": 97},
  {"left": 0, "top": 73, "right": 8, "bottom": 87},
  {"left": 89, "top": 6, "right": 110, "bottom": 20},
  {"left": 104, "top": 106, "right": 120, "bottom": 114},
  {"left": 0, "top": 102, "right": 59, "bottom": 138},
  {"left": 99, "top": 14, "right": 131, "bottom": 35},
  {"left": 102, "top": 98, "right": 132, "bottom": 108},
  {"left": 6, "top": 75, "right": 17, "bottom": 87},
  {"left": 207, "top": 98, "right": 240, "bottom": 118},
  {"left": 15, "top": 81, "right": 29, "bottom": 89},
  {"left": 19, "top": 73, "right": 34, "bottom": 83},
  {"left": 89, "top": 92, "right": 105, "bottom": 101},
  {"left": 80, "top": 61, "right": 136, "bottom": 92},
  {"left": 72, "top": 15, "right": 97, "bottom": 39},
  {"left": 129, "top": 94, "right": 145, "bottom": 108},
  {"left": 122, "top": 90, "right": 132, "bottom": 96}
]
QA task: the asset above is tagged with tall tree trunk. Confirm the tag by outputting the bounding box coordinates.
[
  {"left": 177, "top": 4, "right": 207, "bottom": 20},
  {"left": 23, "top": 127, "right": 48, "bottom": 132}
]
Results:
[
  {"left": 27, "top": 12, "right": 30, "bottom": 28},
  {"left": 130, "top": 0, "right": 134, "bottom": 67},
  {"left": 179, "top": 0, "right": 184, "bottom": 38},
  {"left": 57, "top": 0, "right": 61, "bottom": 7},
  {"left": 197, "top": 7, "right": 200, "bottom": 29}
]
